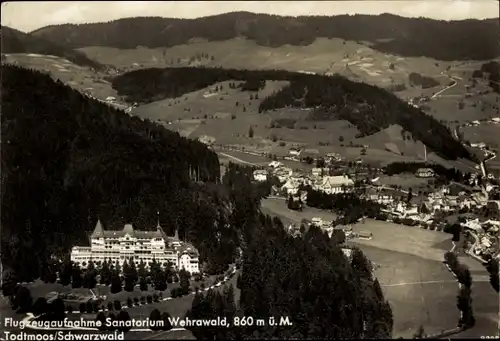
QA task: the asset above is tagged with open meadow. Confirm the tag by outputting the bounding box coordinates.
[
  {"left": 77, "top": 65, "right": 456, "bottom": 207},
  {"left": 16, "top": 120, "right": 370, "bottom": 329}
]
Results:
[
  {"left": 350, "top": 220, "right": 498, "bottom": 338},
  {"left": 132, "top": 78, "right": 446, "bottom": 167},
  {"left": 79, "top": 38, "right": 453, "bottom": 89},
  {"left": 358, "top": 244, "right": 498, "bottom": 338},
  {"left": 254, "top": 204, "right": 498, "bottom": 339},
  {"left": 260, "top": 197, "right": 337, "bottom": 227},
  {"left": 3, "top": 53, "right": 119, "bottom": 101}
]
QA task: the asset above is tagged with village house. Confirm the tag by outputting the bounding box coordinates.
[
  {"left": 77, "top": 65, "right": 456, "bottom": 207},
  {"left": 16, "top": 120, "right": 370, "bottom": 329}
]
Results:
[
  {"left": 462, "top": 218, "right": 484, "bottom": 234},
  {"left": 289, "top": 147, "right": 302, "bottom": 156},
  {"left": 357, "top": 231, "right": 373, "bottom": 240},
  {"left": 369, "top": 193, "right": 395, "bottom": 205},
  {"left": 71, "top": 219, "right": 200, "bottom": 274},
  {"left": 314, "top": 175, "right": 354, "bottom": 194},
  {"left": 281, "top": 179, "right": 301, "bottom": 196},
  {"left": 415, "top": 167, "right": 435, "bottom": 178},
  {"left": 268, "top": 161, "right": 283, "bottom": 168},
  {"left": 491, "top": 117, "right": 500, "bottom": 124},
  {"left": 253, "top": 169, "right": 268, "bottom": 182},
  {"left": 471, "top": 142, "right": 487, "bottom": 149},
  {"left": 325, "top": 152, "right": 343, "bottom": 163},
  {"left": 394, "top": 202, "right": 419, "bottom": 217},
  {"left": 311, "top": 217, "right": 323, "bottom": 226},
  {"left": 312, "top": 168, "right": 323, "bottom": 177},
  {"left": 273, "top": 167, "right": 293, "bottom": 183}
]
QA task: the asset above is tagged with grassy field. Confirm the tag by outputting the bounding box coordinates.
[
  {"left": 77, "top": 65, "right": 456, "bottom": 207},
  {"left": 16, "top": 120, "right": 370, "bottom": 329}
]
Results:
[
  {"left": 217, "top": 149, "right": 314, "bottom": 171},
  {"left": 348, "top": 221, "right": 498, "bottom": 338},
  {"left": 4, "top": 53, "right": 119, "bottom": 101},
  {"left": 374, "top": 174, "right": 430, "bottom": 191},
  {"left": 79, "top": 38, "right": 452, "bottom": 89},
  {"left": 350, "top": 219, "right": 454, "bottom": 262},
  {"left": 462, "top": 124, "right": 500, "bottom": 150},
  {"left": 355, "top": 244, "right": 459, "bottom": 338},
  {"left": 258, "top": 201, "right": 498, "bottom": 338},
  {"left": 132, "top": 78, "right": 436, "bottom": 167},
  {"left": 261, "top": 197, "right": 337, "bottom": 227}
]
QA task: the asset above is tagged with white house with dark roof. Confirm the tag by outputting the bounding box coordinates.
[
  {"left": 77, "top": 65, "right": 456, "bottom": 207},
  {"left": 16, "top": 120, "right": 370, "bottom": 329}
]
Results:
[
  {"left": 315, "top": 175, "right": 354, "bottom": 194},
  {"left": 415, "top": 168, "right": 435, "bottom": 178},
  {"left": 71, "top": 218, "right": 199, "bottom": 273}
]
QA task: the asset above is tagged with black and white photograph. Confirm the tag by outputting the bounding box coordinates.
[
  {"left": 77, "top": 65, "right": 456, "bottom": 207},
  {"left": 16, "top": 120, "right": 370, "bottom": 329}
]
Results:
[{"left": 1, "top": 0, "right": 499, "bottom": 339}]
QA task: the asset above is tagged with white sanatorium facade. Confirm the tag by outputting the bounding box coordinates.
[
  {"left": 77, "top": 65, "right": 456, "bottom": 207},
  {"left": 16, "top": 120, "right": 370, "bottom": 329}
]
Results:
[{"left": 71, "top": 220, "right": 200, "bottom": 274}]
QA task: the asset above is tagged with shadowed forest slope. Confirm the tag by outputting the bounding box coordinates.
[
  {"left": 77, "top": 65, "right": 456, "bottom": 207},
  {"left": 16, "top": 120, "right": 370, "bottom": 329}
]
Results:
[{"left": 1, "top": 65, "right": 230, "bottom": 279}]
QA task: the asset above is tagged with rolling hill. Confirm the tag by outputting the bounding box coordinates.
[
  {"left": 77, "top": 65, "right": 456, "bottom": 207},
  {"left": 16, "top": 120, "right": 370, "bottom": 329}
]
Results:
[
  {"left": 1, "top": 26, "right": 105, "bottom": 70},
  {"left": 31, "top": 12, "right": 499, "bottom": 61},
  {"left": 111, "top": 67, "right": 474, "bottom": 162}
]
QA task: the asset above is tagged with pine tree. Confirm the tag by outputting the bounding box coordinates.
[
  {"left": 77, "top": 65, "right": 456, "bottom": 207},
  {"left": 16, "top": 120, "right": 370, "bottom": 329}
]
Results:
[
  {"left": 100, "top": 260, "right": 111, "bottom": 285},
  {"left": 123, "top": 259, "right": 135, "bottom": 292},
  {"left": 59, "top": 259, "right": 73, "bottom": 286},
  {"left": 83, "top": 261, "right": 97, "bottom": 289},
  {"left": 138, "top": 259, "right": 148, "bottom": 278},
  {"left": 129, "top": 259, "right": 138, "bottom": 286},
  {"left": 248, "top": 126, "right": 254, "bottom": 138},
  {"left": 179, "top": 269, "right": 190, "bottom": 295},
  {"left": 139, "top": 276, "right": 148, "bottom": 291},
  {"left": 71, "top": 265, "right": 83, "bottom": 288},
  {"left": 110, "top": 269, "right": 122, "bottom": 294}
]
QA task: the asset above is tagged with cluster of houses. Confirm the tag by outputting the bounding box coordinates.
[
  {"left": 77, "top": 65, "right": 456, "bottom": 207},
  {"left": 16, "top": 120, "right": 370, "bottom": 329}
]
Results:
[
  {"left": 461, "top": 217, "right": 500, "bottom": 260},
  {"left": 251, "top": 146, "right": 499, "bottom": 259},
  {"left": 367, "top": 181, "right": 497, "bottom": 224},
  {"left": 254, "top": 160, "right": 356, "bottom": 200}
]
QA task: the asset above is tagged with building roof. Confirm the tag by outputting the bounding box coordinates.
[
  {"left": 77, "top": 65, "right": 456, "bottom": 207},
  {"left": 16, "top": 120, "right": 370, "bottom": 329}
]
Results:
[
  {"left": 177, "top": 243, "right": 199, "bottom": 257},
  {"left": 90, "top": 220, "right": 171, "bottom": 240},
  {"left": 416, "top": 168, "right": 435, "bottom": 173},
  {"left": 322, "top": 175, "right": 354, "bottom": 187}
]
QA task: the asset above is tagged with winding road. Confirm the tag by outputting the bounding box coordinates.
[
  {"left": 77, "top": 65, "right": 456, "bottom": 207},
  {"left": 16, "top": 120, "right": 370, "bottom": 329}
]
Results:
[{"left": 431, "top": 72, "right": 459, "bottom": 99}]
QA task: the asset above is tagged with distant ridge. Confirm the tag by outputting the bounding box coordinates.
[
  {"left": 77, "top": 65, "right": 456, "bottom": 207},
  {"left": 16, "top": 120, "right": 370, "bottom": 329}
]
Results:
[
  {"left": 30, "top": 12, "right": 499, "bottom": 61},
  {"left": 1, "top": 26, "right": 105, "bottom": 70}
]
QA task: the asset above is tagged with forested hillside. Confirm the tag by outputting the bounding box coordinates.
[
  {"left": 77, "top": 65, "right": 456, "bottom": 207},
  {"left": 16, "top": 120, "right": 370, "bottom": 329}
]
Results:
[
  {"left": 112, "top": 67, "right": 473, "bottom": 161},
  {"left": 1, "top": 65, "right": 227, "bottom": 280},
  {"left": 1, "top": 26, "right": 104, "bottom": 70},
  {"left": 186, "top": 212, "right": 393, "bottom": 339},
  {"left": 476, "top": 61, "right": 500, "bottom": 93},
  {"left": 31, "top": 12, "right": 499, "bottom": 60}
]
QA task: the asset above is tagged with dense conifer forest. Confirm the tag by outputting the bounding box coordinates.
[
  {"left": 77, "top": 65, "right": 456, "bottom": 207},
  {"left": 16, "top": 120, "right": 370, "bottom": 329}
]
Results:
[
  {"left": 1, "top": 26, "right": 104, "bottom": 70},
  {"left": 1, "top": 65, "right": 228, "bottom": 280},
  {"left": 112, "top": 67, "right": 473, "bottom": 161},
  {"left": 31, "top": 12, "right": 499, "bottom": 60},
  {"left": 185, "top": 213, "right": 393, "bottom": 339},
  {"left": 408, "top": 72, "right": 440, "bottom": 89}
]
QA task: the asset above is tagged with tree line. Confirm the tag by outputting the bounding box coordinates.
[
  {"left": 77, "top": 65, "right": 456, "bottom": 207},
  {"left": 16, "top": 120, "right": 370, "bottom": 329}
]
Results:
[
  {"left": 443, "top": 252, "right": 475, "bottom": 329},
  {"left": 408, "top": 72, "right": 440, "bottom": 89},
  {"left": 384, "top": 162, "right": 472, "bottom": 183},
  {"left": 112, "top": 66, "right": 472, "bottom": 161},
  {"left": 30, "top": 12, "right": 499, "bottom": 61},
  {"left": 305, "top": 188, "right": 386, "bottom": 223}
]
